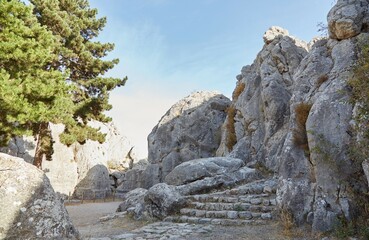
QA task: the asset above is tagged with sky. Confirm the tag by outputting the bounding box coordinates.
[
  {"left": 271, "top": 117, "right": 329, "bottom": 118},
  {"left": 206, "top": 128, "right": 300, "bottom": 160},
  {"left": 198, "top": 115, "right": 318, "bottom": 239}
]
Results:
[{"left": 88, "top": 0, "right": 334, "bottom": 159}]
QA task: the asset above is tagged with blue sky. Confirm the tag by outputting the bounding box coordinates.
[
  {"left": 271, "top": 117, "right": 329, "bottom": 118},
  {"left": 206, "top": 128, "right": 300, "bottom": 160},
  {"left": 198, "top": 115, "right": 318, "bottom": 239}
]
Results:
[{"left": 88, "top": 0, "right": 334, "bottom": 158}]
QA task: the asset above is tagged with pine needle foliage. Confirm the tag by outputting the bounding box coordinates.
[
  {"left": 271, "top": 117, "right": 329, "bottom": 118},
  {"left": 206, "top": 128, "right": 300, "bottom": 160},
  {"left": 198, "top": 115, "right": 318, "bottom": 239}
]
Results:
[
  {"left": 30, "top": 0, "right": 127, "bottom": 146},
  {"left": 0, "top": 0, "right": 74, "bottom": 147}
]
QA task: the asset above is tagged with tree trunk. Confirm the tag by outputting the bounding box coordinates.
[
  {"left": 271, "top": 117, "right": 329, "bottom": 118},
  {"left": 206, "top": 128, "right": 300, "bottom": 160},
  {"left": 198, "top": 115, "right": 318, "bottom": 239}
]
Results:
[{"left": 33, "top": 122, "right": 50, "bottom": 169}]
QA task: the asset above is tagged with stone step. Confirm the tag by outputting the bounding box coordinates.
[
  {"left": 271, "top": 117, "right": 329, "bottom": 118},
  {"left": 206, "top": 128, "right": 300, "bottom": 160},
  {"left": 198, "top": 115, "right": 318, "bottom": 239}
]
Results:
[
  {"left": 189, "top": 201, "right": 276, "bottom": 212},
  {"left": 179, "top": 208, "right": 273, "bottom": 220},
  {"left": 163, "top": 216, "right": 268, "bottom": 226},
  {"left": 187, "top": 194, "right": 277, "bottom": 205}
]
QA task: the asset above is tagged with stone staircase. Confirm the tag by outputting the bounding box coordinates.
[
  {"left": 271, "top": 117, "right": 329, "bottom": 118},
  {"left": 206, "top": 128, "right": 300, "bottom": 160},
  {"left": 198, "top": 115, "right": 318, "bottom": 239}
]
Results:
[{"left": 164, "top": 178, "right": 278, "bottom": 226}]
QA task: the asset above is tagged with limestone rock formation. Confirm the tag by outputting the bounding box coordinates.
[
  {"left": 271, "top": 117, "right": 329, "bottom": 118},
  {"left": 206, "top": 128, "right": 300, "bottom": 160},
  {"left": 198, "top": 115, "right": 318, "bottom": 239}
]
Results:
[
  {"left": 0, "top": 153, "right": 79, "bottom": 239},
  {"left": 118, "top": 91, "right": 230, "bottom": 191},
  {"left": 216, "top": 26, "right": 308, "bottom": 171},
  {"left": 0, "top": 121, "right": 138, "bottom": 198},
  {"left": 263, "top": 26, "right": 290, "bottom": 44},
  {"left": 328, "top": 0, "right": 369, "bottom": 40},
  {"left": 147, "top": 91, "right": 230, "bottom": 182},
  {"left": 217, "top": 1, "right": 369, "bottom": 232}
]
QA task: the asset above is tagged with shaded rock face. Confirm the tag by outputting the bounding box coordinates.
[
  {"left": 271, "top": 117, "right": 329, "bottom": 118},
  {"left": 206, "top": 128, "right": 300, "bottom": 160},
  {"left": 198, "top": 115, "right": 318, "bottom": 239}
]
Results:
[
  {"left": 140, "top": 91, "right": 230, "bottom": 189},
  {"left": 0, "top": 153, "right": 78, "bottom": 239},
  {"left": 218, "top": 2, "right": 369, "bottom": 232},
  {"left": 117, "top": 188, "right": 148, "bottom": 219},
  {"left": 0, "top": 121, "right": 138, "bottom": 198},
  {"left": 328, "top": 0, "right": 369, "bottom": 40}
]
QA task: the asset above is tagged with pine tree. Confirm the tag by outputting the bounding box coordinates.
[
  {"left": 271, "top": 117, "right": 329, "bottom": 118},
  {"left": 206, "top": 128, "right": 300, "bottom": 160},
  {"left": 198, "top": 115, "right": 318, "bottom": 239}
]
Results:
[
  {"left": 29, "top": 0, "right": 126, "bottom": 165},
  {"left": 0, "top": 0, "right": 75, "bottom": 167}
]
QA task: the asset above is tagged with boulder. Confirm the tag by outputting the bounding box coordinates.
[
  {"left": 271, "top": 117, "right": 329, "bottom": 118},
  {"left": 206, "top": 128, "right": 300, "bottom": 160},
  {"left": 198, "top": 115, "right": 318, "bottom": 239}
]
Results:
[
  {"left": 165, "top": 157, "right": 244, "bottom": 186},
  {"left": 0, "top": 153, "right": 78, "bottom": 239},
  {"left": 116, "top": 188, "right": 148, "bottom": 220},
  {"left": 144, "top": 183, "right": 188, "bottom": 220},
  {"left": 176, "top": 166, "right": 261, "bottom": 195},
  {"left": 328, "top": 0, "right": 369, "bottom": 40},
  {"left": 143, "top": 91, "right": 230, "bottom": 188}
]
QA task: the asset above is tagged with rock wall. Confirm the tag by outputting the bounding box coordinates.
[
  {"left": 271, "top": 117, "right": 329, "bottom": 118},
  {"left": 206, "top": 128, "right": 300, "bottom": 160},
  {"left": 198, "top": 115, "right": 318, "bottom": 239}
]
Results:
[
  {"left": 217, "top": 0, "right": 369, "bottom": 232},
  {"left": 1, "top": 121, "right": 138, "bottom": 198},
  {"left": 216, "top": 26, "right": 308, "bottom": 172},
  {"left": 0, "top": 153, "right": 79, "bottom": 239}
]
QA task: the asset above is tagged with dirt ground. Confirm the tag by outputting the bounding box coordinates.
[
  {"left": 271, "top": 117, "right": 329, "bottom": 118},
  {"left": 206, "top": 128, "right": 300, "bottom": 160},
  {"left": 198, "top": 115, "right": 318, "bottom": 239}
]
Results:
[{"left": 66, "top": 202, "right": 316, "bottom": 240}]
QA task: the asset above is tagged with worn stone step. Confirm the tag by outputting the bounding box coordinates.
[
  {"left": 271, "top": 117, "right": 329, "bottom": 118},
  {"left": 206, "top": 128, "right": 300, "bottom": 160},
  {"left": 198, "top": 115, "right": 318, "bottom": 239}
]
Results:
[
  {"left": 189, "top": 201, "right": 276, "bottom": 212},
  {"left": 187, "top": 194, "right": 276, "bottom": 205},
  {"left": 179, "top": 208, "right": 273, "bottom": 220},
  {"left": 163, "top": 216, "right": 268, "bottom": 226}
]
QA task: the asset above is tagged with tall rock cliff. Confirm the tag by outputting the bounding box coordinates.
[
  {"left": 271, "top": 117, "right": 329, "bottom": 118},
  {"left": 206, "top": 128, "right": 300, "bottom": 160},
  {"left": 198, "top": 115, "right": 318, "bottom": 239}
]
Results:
[
  {"left": 1, "top": 121, "right": 138, "bottom": 198},
  {"left": 216, "top": 0, "right": 369, "bottom": 232}
]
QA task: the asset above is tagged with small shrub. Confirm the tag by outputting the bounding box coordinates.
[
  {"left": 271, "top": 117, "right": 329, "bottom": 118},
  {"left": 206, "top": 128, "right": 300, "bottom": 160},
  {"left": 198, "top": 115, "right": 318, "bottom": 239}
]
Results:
[
  {"left": 316, "top": 74, "right": 329, "bottom": 88},
  {"left": 232, "top": 82, "right": 246, "bottom": 101},
  {"left": 225, "top": 105, "right": 237, "bottom": 151},
  {"left": 292, "top": 102, "right": 312, "bottom": 155}
]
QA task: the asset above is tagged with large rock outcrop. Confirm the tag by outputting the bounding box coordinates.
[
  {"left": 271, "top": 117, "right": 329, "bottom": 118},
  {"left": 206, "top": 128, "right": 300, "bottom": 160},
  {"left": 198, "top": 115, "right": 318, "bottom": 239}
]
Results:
[
  {"left": 147, "top": 91, "right": 230, "bottom": 181},
  {"left": 0, "top": 121, "right": 138, "bottom": 198},
  {"left": 217, "top": 1, "right": 369, "bottom": 232},
  {"left": 216, "top": 26, "right": 308, "bottom": 171},
  {"left": 118, "top": 91, "right": 231, "bottom": 191},
  {"left": 0, "top": 153, "right": 79, "bottom": 239},
  {"left": 328, "top": 0, "right": 369, "bottom": 40}
]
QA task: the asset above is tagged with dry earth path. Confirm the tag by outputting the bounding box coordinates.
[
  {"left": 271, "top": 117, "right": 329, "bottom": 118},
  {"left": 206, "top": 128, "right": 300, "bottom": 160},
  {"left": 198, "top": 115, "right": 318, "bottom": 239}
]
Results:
[{"left": 66, "top": 202, "right": 316, "bottom": 240}]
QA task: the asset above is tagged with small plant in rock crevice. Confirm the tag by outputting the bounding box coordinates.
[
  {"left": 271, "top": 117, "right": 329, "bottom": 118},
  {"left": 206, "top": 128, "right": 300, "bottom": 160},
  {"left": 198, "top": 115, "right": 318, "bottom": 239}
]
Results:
[
  {"left": 232, "top": 82, "right": 246, "bottom": 101},
  {"left": 292, "top": 102, "right": 312, "bottom": 156},
  {"left": 225, "top": 105, "right": 237, "bottom": 151},
  {"left": 279, "top": 207, "right": 295, "bottom": 237},
  {"left": 316, "top": 74, "right": 329, "bottom": 88}
]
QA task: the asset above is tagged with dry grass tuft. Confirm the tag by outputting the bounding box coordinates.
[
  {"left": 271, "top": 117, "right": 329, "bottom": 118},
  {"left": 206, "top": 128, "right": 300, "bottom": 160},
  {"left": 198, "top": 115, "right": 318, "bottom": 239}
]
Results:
[
  {"left": 232, "top": 82, "right": 246, "bottom": 101},
  {"left": 225, "top": 105, "right": 237, "bottom": 151},
  {"left": 316, "top": 74, "right": 329, "bottom": 88},
  {"left": 279, "top": 208, "right": 294, "bottom": 237}
]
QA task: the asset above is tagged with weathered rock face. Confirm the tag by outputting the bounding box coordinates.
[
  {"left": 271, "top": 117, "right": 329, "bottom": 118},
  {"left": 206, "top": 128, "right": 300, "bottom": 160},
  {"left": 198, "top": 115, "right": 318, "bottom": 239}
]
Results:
[
  {"left": 116, "top": 188, "right": 148, "bottom": 219},
  {"left": 0, "top": 121, "right": 138, "bottom": 198},
  {"left": 217, "top": 1, "right": 369, "bottom": 232},
  {"left": 115, "top": 160, "right": 149, "bottom": 193},
  {"left": 0, "top": 153, "right": 79, "bottom": 239},
  {"left": 165, "top": 157, "right": 243, "bottom": 186},
  {"left": 328, "top": 0, "right": 369, "bottom": 40},
  {"left": 216, "top": 26, "right": 308, "bottom": 171},
  {"left": 144, "top": 183, "right": 188, "bottom": 220},
  {"left": 128, "top": 91, "right": 230, "bottom": 190}
]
